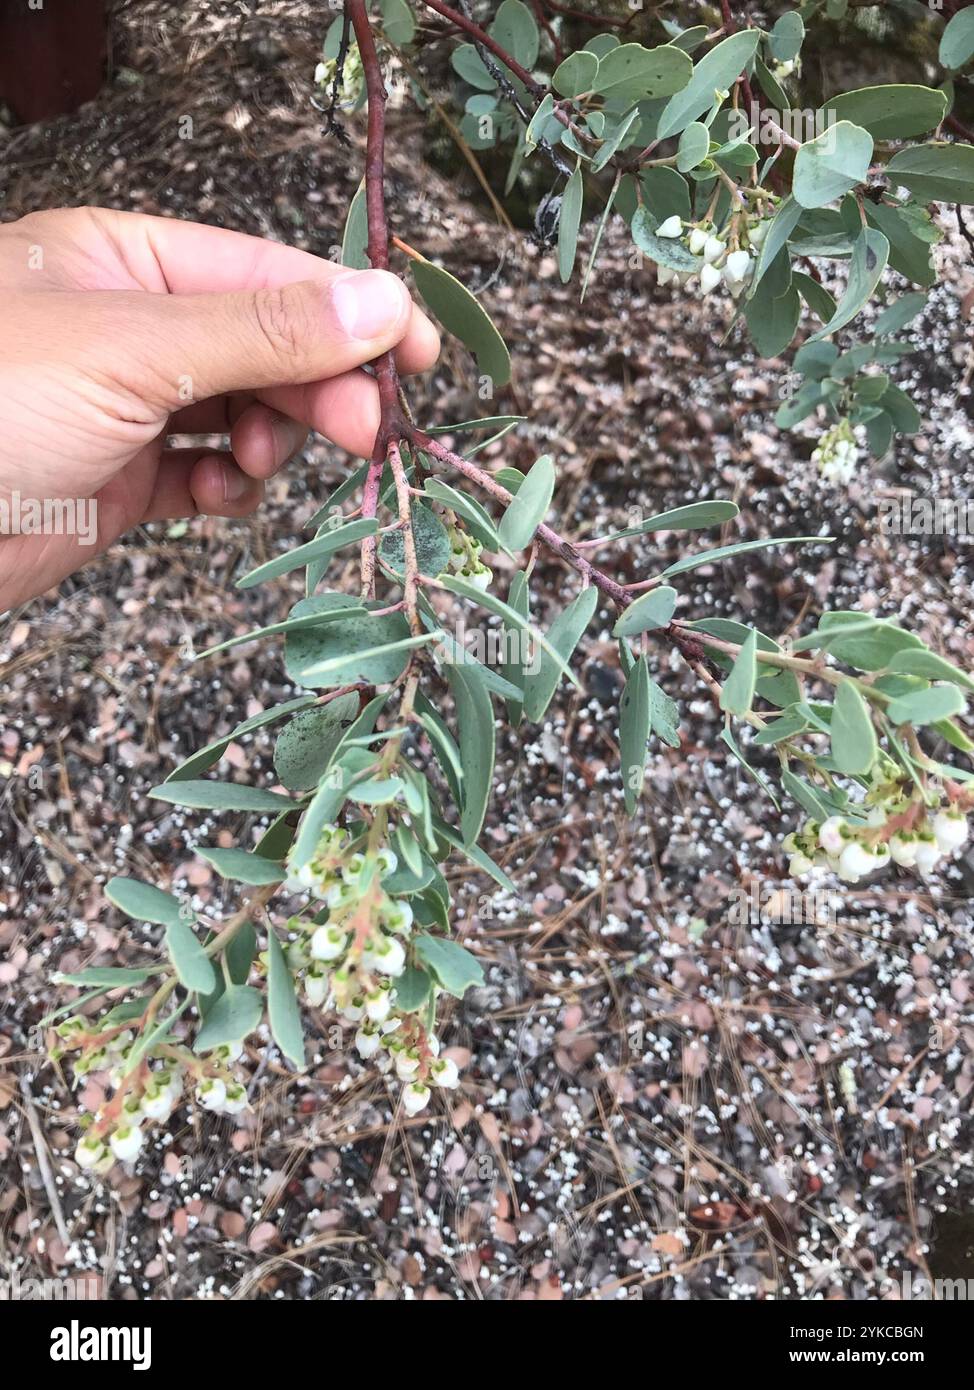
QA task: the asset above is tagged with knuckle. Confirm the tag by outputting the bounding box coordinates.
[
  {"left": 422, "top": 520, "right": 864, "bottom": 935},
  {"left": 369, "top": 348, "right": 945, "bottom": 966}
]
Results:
[{"left": 250, "top": 284, "right": 313, "bottom": 363}]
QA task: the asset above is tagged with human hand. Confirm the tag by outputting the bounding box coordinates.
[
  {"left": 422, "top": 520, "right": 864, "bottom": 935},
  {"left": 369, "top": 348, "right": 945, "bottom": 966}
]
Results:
[{"left": 0, "top": 207, "right": 439, "bottom": 611}]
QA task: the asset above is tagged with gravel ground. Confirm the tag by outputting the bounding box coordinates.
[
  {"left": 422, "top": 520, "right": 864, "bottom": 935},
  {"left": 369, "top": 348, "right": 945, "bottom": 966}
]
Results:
[{"left": 1, "top": 0, "right": 974, "bottom": 1301}]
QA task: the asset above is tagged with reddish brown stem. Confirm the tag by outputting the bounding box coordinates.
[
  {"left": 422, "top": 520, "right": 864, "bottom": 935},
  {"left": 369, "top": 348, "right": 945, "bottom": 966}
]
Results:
[
  {"left": 348, "top": 0, "right": 401, "bottom": 432},
  {"left": 413, "top": 431, "right": 709, "bottom": 667},
  {"left": 347, "top": 0, "right": 407, "bottom": 596},
  {"left": 947, "top": 113, "right": 974, "bottom": 143},
  {"left": 417, "top": 0, "right": 546, "bottom": 97},
  {"left": 718, "top": 0, "right": 757, "bottom": 115},
  {"left": 388, "top": 439, "right": 423, "bottom": 632},
  {"left": 530, "top": 0, "right": 563, "bottom": 63},
  {"left": 416, "top": 0, "right": 627, "bottom": 178},
  {"left": 347, "top": 2, "right": 711, "bottom": 676},
  {"left": 412, "top": 428, "right": 632, "bottom": 608}
]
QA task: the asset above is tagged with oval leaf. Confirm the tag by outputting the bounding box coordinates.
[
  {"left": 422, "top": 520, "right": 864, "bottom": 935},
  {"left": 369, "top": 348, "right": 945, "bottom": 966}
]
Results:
[
  {"left": 149, "top": 781, "right": 294, "bottom": 813},
  {"left": 613, "top": 585, "right": 678, "bottom": 637},
  {"left": 285, "top": 595, "right": 414, "bottom": 688},
  {"left": 831, "top": 680, "right": 877, "bottom": 774},
  {"left": 656, "top": 31, "right": 761, "bottom": 141},
  {"left": 411, "top": 258, "right": 511, "bottom": 387},
  {"left": 522, "top": 585, "right": 598, "bottom": 723},
  {"left": 340, "top": 179, "right": 369, "bottom": 269},
  {"left": 498, "top": 454, "right": 556, "bottom": 551},
  {"left": 809, "top": 227, "right": 890, "bottom": 341},
  {"left": 558, "top": 163, "right": 584, "bottom": 283},
  {"left": 379, "top": 502, "right": 451, "bottom": 578},
  {"left": 823, "top": 85, "right": 947, "bottom": 141},
  {"left": 793, "top": 121, "right": 873, "bottom": 209},
  {"left": 941, "top": 10, "right": 974, "bottom": 70},
  {"left": 105, "top": 877, "right": 184, "bottom": 927},
  {"left": 164, "top": 918, "right": 217, "bottom": 994},
  {"left": 445, "top": 661, "right": 495, "bottom": 846},
  {"left": 235, "top": 518, "right": 378, "bottom": 590},
  {"left": 273, "top": 694, "right": 359, "bottom": 792},
  {"left": 602, "top": 499, "right": 739, "bottom": 543},
  {"left": 720, "top": 629, "right": 758, "bottom": 715},
  {"left": 194, "top": 984, "right": 263, "bottom": 1053},
  {"left": 887, "top": 685, "right": 966, "bottom": 727},
  {"left": 193, "top": 847, "right": 284, "bottom": 886},
  {"left": 414, "top": 934, "right": 484, "bottom": 997}
]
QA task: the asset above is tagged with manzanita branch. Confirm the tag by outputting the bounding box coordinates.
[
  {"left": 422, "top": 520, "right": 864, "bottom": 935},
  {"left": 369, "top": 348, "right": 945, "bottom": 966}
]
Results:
[
  {"left": 321, "top": 10, "right": 353, "bottom": 143},
  {"left": 388, "top": 439, "right": 423, "bottom": 633},
  {"left": 347, "top": 0, "right": 410, "bottom": 598},
  {"left": 342, "top": 4, "right": 717, "bottom": 668},
  {"left": 411, "top": 428, "right": 632, "bottom": 607},
  {"left": 55, "top": 0, "right": 974, "bottom": 1179},
  {"left": 417, "top": 0, "right": 546, "bottom": 97},
  {"left": 717, "top": 0, "right": 756, "bottom": 110},
  {"left": 529, "top": 0, "right": 563, "bottom": 65},
  {"left": 454, "top": 0, "right": 573, "bottom": 177}
]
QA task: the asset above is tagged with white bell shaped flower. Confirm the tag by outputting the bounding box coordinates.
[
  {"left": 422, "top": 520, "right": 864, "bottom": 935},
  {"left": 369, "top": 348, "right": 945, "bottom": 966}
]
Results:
[
  {"left": 933, "top": 810, "right": 968, "bottom": 854},
  {"left": 223, "top": 1084, "right": 249, "bottom": 1115},
  {"left": 355, "top": 1027, "right": 382, "bottom": 1059},
  {"left": 395, "top": 1050, "right": 421, "bottom": 1081},
  {"left": 75, "top": 1135, "right": 109, "bottom": 1171},
  {"left": 402, "top": 1082, "right": 431, "bottom": 1116},
  {"left": 109, "top": 1125, "right": 144, "bottom": 1163},
  {"left": 915, "top": 838, "right": 942, "bottom": 875},
  {"left": 699, "top": 262, "right": 722, "bottom": 295},
  {"left": 369, "top": 935, "right": 406, "bottom": 978},
  {"left": 310, "top": 925, "right": 348, "bottom": 962},
  {"left": 431, "top": 1057, "right": 460, "bottom": 1089},
  {"left": 304, "top": 970, "right": 329, "bottom": 1007},
  {"left": 196, "top": 1078, "right": 227, "bottom": 1111},
  {"left": 889, "top": 833, "right": 918, "bottom": 867},
  {"left": 818, "top": 816, "right": 846, "bottom": 857},
  {"left": 837, "top": 842, "right": 875, "bottom": 883}
]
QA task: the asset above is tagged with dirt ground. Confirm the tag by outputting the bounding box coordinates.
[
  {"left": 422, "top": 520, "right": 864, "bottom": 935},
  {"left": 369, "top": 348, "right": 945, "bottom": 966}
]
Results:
[{"left": 1, "top": 0, "right": 974, "bottom": 1300}]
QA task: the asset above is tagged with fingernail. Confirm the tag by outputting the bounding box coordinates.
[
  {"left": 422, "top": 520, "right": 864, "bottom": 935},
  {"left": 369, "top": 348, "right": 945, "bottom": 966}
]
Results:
[
  {"left": 270, "top": 413, "right": 308, "bottom": 467},
  {"left": 222, "top": 464, "right": 250, "bottom": 502},
  {"left": 331, "top": 269, "right": 407, "bottom": 340}
]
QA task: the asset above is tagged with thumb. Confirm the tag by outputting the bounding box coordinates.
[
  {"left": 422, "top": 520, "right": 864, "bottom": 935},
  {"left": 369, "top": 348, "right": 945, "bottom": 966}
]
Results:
[{"left": 126, "top": 268, "right": 414, "bottom": 409}]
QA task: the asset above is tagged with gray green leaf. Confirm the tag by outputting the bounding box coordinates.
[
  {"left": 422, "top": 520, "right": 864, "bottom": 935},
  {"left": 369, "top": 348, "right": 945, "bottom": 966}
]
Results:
[
  {"left": 267, "top": 930, "right": 306, "bottom": 1069},
  {"left": 620, "top": 655, "right": 651, "bottom": 815}
]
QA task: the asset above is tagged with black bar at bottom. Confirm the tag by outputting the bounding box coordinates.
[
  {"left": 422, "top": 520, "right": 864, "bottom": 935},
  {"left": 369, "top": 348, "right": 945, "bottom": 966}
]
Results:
[{"left": 0, "top": 1294, "right": 966, "bottom": 1374}]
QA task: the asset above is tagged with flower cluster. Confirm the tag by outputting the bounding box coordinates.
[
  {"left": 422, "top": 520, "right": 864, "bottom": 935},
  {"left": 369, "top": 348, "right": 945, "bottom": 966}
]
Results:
[
  {"left": 811, "top": 418, "right": 861, "bottom": 485},
  {"left": 283, "top": 826, "right": 462, "bottom": 1113},
  {"left": 655, "top": 212, "right": 771, "bottom": 298},
  {"left": 313, "top": 43, "right": 365, "bottom": 109},
  {"left": 56, "top": 1020, "right": 248, "bottom": 1173},
  {"left": 445, "top": 522, "right": 493, "bottom": 591},
  {"left": 785, "top": 785, "right": 970, "bottom": 885}
]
